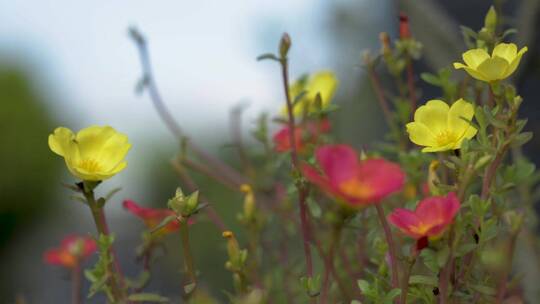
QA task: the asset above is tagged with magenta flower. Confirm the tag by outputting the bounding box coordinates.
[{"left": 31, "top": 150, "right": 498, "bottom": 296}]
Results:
[
  {"left": 388, "top": 192, "right": 460, "bottom": 239},
  {"left": 301, "top": 144, "right": 405, "bottom": 207}
]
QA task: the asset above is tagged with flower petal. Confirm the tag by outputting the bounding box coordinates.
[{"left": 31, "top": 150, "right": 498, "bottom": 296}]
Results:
[
  {"left": 503, "top": 46, "right": 528, "bottom": 79},
  {"left": 406, "top": 122, "right": 437, "bottom": 147},
  {"left": 447, "top": 99, "right": 475, "bottom": 135},
  {"left": 306, "top": 71, "right": 338, "bottom": 110},
  {"left": 476, "top": 57, "right": 509, "bottom": 81},
  {"left": 492, "top": 43, "right": 517, "bottom": 64},
  {"left": 48, "top": 127, "right": 76, "bottom": 157},
  {"left": 453, "top": 63, "right": 489, "bottom": 82},
  {"left": 414, "top": 100, "right": 450, "bottom": 134},
  {"left": 462, "top": 49, "right": 490, "bottom": 69},
  {"left": 358, "top": 159, "right": 405, "bottom": 202},
  {"left": 315, "top": 144, "right": 358, "bottom": 185},
  {"left": 76, "top": 126, "right": 118, "bottom": 159},
  {"left": 388, "top": 209, "right": 423, "bottom": 238}
]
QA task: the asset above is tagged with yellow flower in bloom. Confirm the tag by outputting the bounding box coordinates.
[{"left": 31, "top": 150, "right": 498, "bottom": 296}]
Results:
[
  {"left": 282, "top": 71, "right": 338, "bottom": 116},
  {"left": 453, "top": 43, "right": 527, "bottom": 82},
  {"left": 406, "top": 99, "right": 477, "bottom": 152},
  {"left": 48, "top": 125, "right": 131, "bottom": 181}
]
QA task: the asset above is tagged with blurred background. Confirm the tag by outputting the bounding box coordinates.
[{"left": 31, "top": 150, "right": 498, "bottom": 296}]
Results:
[{"left": 1, "top": 0, "right": 539, "bottom": 302}]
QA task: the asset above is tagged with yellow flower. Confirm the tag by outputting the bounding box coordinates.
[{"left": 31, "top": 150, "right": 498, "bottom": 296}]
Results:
[
  {"left": 453, "top": 43, "right": 527, "bottom": 82},
  {"left": 282, "top": 71, "right": 338, "bottom": 116},
  {"left": 406, "top": 99, "right": 477, "bottom": 152},
  {"left": 49, "top": 125, "right": 131, "bottom": 181}
]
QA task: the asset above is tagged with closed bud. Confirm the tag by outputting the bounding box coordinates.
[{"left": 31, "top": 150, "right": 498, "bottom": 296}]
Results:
[
  {"left": 379, "top": 32, "right": 392, "bottom": 56},
  {"left": 240, "top": 184, "right": 256, "bottom": 220},
  {"left": 399, "top": 13, "right": 411, "bottom": 39},
  {"left": 484, "top": 6, "right": 497, "bottom": 33},
  {"left": 279, "top": 33, "right": 292, "bottom": 58}
]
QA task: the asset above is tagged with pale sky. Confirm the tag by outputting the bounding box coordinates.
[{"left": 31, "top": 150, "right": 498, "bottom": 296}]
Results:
[{"left": 0, "top": 0, "right": 338, "bottom": 138}]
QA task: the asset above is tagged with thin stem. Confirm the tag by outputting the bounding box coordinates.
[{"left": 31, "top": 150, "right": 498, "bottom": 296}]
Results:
[
  {"left": 71, "top": 263, "right": 82, "bottom": 304},
  {"left": 496, "top": 229, "right": 520, "bottom": 303},
  {"left": 129, "top": 28, "right": 247, "bottom": 187},
  {"left": 230, "top": 105, "right": 255, "bottom": 178},
  {"left": 180, "top": 218, "right": 197, "bottom": 297},
  {"left": 406, "top": 59, "right": 417, "bottom": 116},
  {"left": 313, "top": 236, "right": 352, "bottom": 301},
  {"left": 481, "top": 148, "right": 507, "bottom": 200},
  {"left": 279, "top": 41, "right": 314, "bottom": 279},
  {"left": 374, "top": 204, "right": 400, "bottom": 295},
  {"left": 400, "top": 254, "right": 418, "bottom": 304},
  {"left": 367, "top": 65, "right": 393, "bottom": 128},
  {"left": 84, "top": 188, "right": 126, "bottom": 302},
  {"left": 320, "top": 225, "right": 344, "bottom": 304}
]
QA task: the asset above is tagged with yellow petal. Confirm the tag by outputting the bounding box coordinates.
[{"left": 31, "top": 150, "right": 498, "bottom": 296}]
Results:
[
  {"left": 447, "top": 99, "right": 475, "bottom": 135},
  {"left": 406, "top": 122, "right": 437, "bottom": 147},
  {"left": 76, "top": 126, "right": 118, "bottom": 160},
  {"left": 108, "top": 161, "right": 128, "bottom": 176},
  {"left": 91, "top": 129, "right": 131, "bottom": 169},
  {"left": 306, "top": 71, "right": 338, "bottom": 109},
  {"left": 462, "top": 49, "right": 490, "bottom": 69},
  {"left": 476, "top": 57, "right": 509, "bottom": 81},
  {"left": 453, "top": 63, "right": 489, "bottom": 82},
  {"left": 48, "top": 127, "right": 75, "bottom": 157},
  {"left": 421, "top": 142, "right": 456, "bottom": 153},
  {"left": 414, "top": 100, "right": 450, "bottom": 134},
  {"left": 503, "top": 46, "right": 528, "bottom": 79},
  {"left": 492, "top": 43, "right": 517, "bottom": 63}
]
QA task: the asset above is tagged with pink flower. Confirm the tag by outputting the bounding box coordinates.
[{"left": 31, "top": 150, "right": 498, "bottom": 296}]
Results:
[
  {"left": 123, "top": 200, "right": 181, "bottom": 234},
  {"left": 44, "top": 235, "right": 97, "bottom": 268},
  {"left": 301, "top": 144, "right": 405, "bottom": 207},
  {"left": 273, "top": 119, "right": 331, "bottom": 154},
  {"left": 388, "top": 192, "right": 460, "bottom": 239}
]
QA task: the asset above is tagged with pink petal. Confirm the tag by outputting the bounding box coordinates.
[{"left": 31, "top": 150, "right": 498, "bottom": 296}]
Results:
[
  {"left": 315, "top": 145, "right": 358, "bottom": 185},
  {"left": 358, "top": 159, "right": 405, "bottom": 202},
  {"left": 388, "top": 208, "right": 423, "bottom": 238}
]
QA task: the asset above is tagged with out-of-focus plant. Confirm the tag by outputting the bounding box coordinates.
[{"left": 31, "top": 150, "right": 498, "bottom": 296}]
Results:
[{"left": 42, "top": 4, "right": 540, "bottom": 304}]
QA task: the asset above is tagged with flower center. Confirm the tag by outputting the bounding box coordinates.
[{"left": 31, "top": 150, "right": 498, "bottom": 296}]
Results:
[
  {"left": 339, "top": 179, "right": 373, "bottom": 200},
  {"left": 435, "top": 130, "right": 458, "bottom": 146},
  {"left": 78, "top": 159, "right": 103, "bottom": 173}
]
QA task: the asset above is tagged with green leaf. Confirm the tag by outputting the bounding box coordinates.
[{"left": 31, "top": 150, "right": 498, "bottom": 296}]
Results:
[
  {"left": 256, "top": 53, "right": 279, "bottom": 61},
  {"left": 184, "top": 282, "right": 197, "bottom": 295},
  {"left": 409, "top": 275, "right": 438, "bottom": 286},
  {"left": 420, "top": 73, "right": 440, "bottom": 86},
  {"left": 357, "top": 279, "right": 370, "bottom": 294},
  {"left": 513, "top": 132, "right": 533, "bottom": 146},
  {"left": 128, "top": 293, "right": 169, "bottom": 303},
  {"left": 470, "top": 284, "right": 496, "bottom": 296},
  {"left": 436, "top": 246, "right": 450, "bottom": 268},
  {"left": 383, "top": 288, "right": 401, "bottom": 303}
]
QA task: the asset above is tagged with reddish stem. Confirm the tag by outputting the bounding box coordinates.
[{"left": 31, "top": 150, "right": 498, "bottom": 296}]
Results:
[{"left": 374, "top": 204, "right": 400, "bottom": 298}]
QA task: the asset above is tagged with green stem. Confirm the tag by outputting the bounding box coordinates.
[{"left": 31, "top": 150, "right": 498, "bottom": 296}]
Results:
[
  {"left": 83, "top": 186, "right": 126, "bottom": 302},
  {"left": 180, "top": 218, "right": 197, "bottom": 297}
]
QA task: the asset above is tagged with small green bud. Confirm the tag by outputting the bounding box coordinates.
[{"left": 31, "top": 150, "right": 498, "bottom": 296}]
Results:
[
  {"left": 279, "top": 33, "right": 291, "bottom": 58},
  {"left": 484, "top": 6, "right": 497, "bottom": 32}
]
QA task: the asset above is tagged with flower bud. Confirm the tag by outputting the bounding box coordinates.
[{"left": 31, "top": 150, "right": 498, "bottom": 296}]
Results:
[
  {"left": 240, "top": 184, "right": 256, "bottom": 221},
  {"left": 399, "top": 13, "right": 411, "bottom": 39},
  {"left": 484, "top": 6, "right": 497, "bottom": 33},
  {"left": 379, "top": 32, "right": 392, "bottom": 56},
  {"left": 279, "top": 33, "right": 291, "bottom": 58}
]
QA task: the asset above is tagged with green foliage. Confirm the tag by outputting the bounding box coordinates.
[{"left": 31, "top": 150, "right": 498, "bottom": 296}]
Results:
[{"left": 85, "top": 234, "right": 116, "bottom": 301}]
